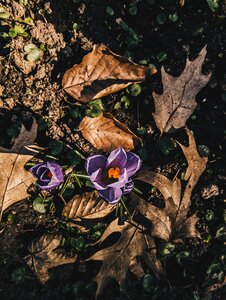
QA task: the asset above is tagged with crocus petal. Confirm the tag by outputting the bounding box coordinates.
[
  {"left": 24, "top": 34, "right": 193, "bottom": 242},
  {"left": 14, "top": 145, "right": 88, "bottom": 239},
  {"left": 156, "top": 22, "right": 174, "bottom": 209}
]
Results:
[
  {"left": 99, "top": 187, "right": 122, "bottom": 204},
  {"left": 90, "top": 168, "right": 107, "bottom": 190},
  {"left": 107, "top": 168, "right": 128, "bottom": 189},
  {"left": 121, "top": 179, "right": 134, "bottom": 194},
  {"left": 47, "top": 162, "right": 64, "bottom": 183},
  {"left": 125, "top": 152, "right": 141, "bottom": 177},
  {"left": 29, "top": 163, "right": 47, "bottom": 178},
  {"left": 85, "top": 155, "right": 107, "bottom": 176},
  {"left": 106, "top": 148, "right": 127, "bottom": 169}
]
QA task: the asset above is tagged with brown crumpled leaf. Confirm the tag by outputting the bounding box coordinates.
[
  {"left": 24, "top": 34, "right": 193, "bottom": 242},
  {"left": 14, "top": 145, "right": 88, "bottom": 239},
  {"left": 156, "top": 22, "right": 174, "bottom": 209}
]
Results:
[
  {"left": 62, "top": 44, "right": 156, "bottom": 102},
  {"left": 87, "top": 219, "right": 165, "bottom": 298},
  {"left": 87, "top": 129, "right": 207, "bottom": 297},
  {"left": 62, "top": 191, "right": 115, "bottom": 229},
  {"left": 79, "top": 112, "right": 141, "bottom": 151},
  {"left": 136, "top": 129, "right": 208, "bottom": 241},
  {"left": 0, "top": 120, "right": 40, "bottom": 220},
  {"left": 24, "top": 234, "right": 77, "bottom": 284},
  {"left": 152, "top": 47, "right": 211, "bottom": 133}
]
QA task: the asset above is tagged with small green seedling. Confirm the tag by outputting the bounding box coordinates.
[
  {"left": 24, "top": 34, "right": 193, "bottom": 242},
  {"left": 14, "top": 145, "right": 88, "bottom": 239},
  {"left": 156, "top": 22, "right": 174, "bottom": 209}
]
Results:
[{"left": 24, "top": 43, "right": 41, "bottom": 62}]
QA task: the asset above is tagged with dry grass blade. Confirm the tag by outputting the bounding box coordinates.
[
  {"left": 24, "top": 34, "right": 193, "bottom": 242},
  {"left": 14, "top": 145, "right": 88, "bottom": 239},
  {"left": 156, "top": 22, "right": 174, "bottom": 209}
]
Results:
[
  {"left": 152, "top": 47, "right": 211, "bottom": 133},
  {"left": 79, "top": 112, "right": 141, "bottom": 151},
  {"left": 24, "top": 234, "right": 77, "bottom": 284},
  {"left": 63, "top": 191, "right": 115, "bottom": 221},
  {"left": 87, "top": 219, "right": 165, "bottom": 298},
  {"left": 0, "top": 120, "right": 41, "bottom": 220},
  {"left": 62, "top": 44, "right": 156, "bottom": 102}
]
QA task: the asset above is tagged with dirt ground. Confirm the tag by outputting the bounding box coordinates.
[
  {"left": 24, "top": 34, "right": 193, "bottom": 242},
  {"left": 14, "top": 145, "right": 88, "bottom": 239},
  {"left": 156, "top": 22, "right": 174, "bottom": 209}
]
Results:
[{"left": 0, "top": 0, "right": 225, "bottom": 299}]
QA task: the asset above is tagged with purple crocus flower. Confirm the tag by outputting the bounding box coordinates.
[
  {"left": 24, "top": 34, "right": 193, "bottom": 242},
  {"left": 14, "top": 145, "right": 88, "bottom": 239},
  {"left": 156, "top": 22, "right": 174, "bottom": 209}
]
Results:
[
  {"left": 29, "top": 161, "right": 64, "bottom": 191},
  {"left": 85, "top": 148, "right": 141, "bottom": 204}
]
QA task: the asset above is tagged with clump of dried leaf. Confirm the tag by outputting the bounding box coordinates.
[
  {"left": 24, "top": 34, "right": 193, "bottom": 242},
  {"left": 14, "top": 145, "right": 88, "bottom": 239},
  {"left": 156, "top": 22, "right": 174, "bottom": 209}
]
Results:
[
  {"left": 0, "top": 120, "right": 41, "bottom": 220},
  {"left": 79, "top": 112, "right": 141, "bottom": 151},
  {"left": 62, "top": 191, "right": 115, "bottom": 231},
  {"left": 87, "top": 129, "right": 207, "bottom": 297},
  {"left": 152, "top": 47, "right": 211, "bottom": 133},
  {"left": 24, "top": 234, "right": 77, "bottom": 284},
  {"left": 87, "top": 219, "right": 165, "bottom": 298},
  {"left": 62, "top": 44, "right": 156, "bottom": 102}
]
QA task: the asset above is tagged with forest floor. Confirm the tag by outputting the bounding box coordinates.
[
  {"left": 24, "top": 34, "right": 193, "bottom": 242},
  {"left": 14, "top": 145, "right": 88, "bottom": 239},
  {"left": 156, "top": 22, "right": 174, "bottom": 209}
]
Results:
[{"left": 0, "top": 1, "right": 225, "bottom": 299}]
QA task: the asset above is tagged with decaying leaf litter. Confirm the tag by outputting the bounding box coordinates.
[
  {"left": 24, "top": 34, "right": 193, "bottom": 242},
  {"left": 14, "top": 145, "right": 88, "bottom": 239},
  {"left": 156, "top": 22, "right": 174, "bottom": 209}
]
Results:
[{"left": 0, "top": 1, "right": 225, "bottom": 300}]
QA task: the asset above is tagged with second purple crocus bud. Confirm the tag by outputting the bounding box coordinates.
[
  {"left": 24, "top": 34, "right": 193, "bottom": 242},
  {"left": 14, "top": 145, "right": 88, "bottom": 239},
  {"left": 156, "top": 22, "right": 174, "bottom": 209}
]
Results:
[
  {"left": 85, "top": 148, "right": 141, "bottom": 204},
  {"left": 29, "top": 161, "right": 64, "bottom": 191}
]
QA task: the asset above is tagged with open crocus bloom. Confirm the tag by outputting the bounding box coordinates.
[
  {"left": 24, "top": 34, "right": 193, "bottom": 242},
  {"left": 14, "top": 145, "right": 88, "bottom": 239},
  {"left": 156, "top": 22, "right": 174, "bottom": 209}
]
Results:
[
  {"left": 29, "top": 161, "right": 64, "bottom": 191},
  {"left": 85, "top": 148, "right": 141, "bottom": 204}
]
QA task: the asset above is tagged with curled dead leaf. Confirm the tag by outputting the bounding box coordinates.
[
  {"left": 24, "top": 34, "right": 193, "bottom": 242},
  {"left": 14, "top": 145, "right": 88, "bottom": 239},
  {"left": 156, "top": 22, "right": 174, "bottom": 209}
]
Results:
[
  {"left": 62, "top": 191, "right": 115, "bottom": 230},
  {"left": 0, "top": 120, "right": 41, "bottom": 220},
  {"left": 87, "top": 219, "right": 165, "bottom": 298},
  {"left": 62, "top": 44, "right": 156, "bottom": 102},
  {"left": 24, "top": 234, "right": 77, "bottom": 284},
  {"left": 152, "top": 47, "right": 211, "bottom": 133},
  {"left": 79, "top": 112, "right": 141, "bottom": 151}
]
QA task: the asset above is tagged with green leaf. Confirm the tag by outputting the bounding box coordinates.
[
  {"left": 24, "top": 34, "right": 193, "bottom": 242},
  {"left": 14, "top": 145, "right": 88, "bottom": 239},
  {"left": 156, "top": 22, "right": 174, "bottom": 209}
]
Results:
[
  {"left": 9, "top": 28, "right": 18, "bottom": 38},
  {"left": 137, "top": 127, "right": 146, "bottom": 135},
  {"left": 206, "top": 0, "right": 219, "bottom": 12},
  {"left": 24, "top": 17, "right": 34, "bottom": 25},
  {"left": 156, "top": 13, "right": 166, "bottom": 25},
  {"left": 198, "top": 144, "right": 210, "bottom": 157},
  {"left": 169, "top": 12, "right": 178, "bottom": 22},
  {"left": 14, "top": 25, "right": 25, "bottom": 34},
  {"left": 157, "top": 137, "right": 175, "bottom": 155},
  {"left": 129, "top": 83, "right": 142, "bottom": 96},
  {"left": 0, "top": 7, "right": 10, "bottom": 19},
  {"left": 157, "top": 51, "right": 167, "bottom": 62},
  {"left": 106, "top": 6, "right": 114, "bottom": 16},
  {"left": 33, "top": 197, "right": 46, "bottom": 214},
  {"left": 114, "top": 102, "right": 121, "bottom": 110},
  {"left": 159, "top": 242, "right": 175, "bottom": 256},
  {"left": 66, "top": 150, "right": 81, "bottom": 165},
  {"left": 129, "top": 5, "right": 137, "bottom": 16},
  {"left": 48, "top": 140, "right": 64, "bottom": 155}
]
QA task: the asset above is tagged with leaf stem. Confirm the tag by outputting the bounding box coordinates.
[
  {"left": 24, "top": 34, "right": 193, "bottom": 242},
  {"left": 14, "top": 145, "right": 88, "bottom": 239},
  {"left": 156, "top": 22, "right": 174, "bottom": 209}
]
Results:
[{"left": 133, "top": 186, "right": 143, "bottom": 195}]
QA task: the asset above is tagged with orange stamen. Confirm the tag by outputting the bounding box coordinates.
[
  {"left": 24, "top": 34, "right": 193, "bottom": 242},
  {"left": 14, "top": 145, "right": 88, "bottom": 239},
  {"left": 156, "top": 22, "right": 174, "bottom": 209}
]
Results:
[
  {"left": 108, "top": 167, "right": 120, "bottom": 179},
  {"left": 47, "top": 171, "right": 53, "bottom": 178}
]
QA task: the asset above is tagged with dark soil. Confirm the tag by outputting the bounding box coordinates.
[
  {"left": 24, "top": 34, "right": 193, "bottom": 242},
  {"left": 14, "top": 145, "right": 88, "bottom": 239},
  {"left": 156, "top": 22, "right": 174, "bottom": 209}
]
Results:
[{"left": 0, "top": 0, "right": 225, "bottom": 299}]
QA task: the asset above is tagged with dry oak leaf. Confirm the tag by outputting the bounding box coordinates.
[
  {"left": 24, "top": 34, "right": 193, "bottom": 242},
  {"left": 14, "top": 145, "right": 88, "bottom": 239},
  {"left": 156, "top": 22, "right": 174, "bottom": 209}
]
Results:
[
  {"left": 62, "top": 191, "right": 115, "bottom": 229},
  {"left": 62, "top": 44, "right": 156, "bottom": 102},
  {"left": 79, "top": 112, "right": 141, "bottom": 151},
  {"left": 152, "top": 47, "right": 211, "bottom": 133},
  {"left": 0, "top": 120, "right": 40, "bottom": 220},
  {"left": 87, "top": 219, "right": 165, "bottom": 298},
  {"left": 135, "top": 129, "right": 208, "bottom": 241},
  {"left": 24, "top": 234, "right": 77, "bottom": 284}
]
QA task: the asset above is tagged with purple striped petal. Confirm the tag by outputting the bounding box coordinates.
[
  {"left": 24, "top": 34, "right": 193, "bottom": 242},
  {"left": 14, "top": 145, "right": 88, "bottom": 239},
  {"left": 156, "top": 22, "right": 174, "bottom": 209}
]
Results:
[
  {"left": 85, "top": 155, "right": 107, "bottom": 176},
  {"left": 106, "top": 148, "right": 127, "bottom": 169},
  {"left": 125, "top": 152, "right": 141, "bottom": 177},
  {"left": 99, "top": 187, "right": 122, "bottom": 204},
  {"left": 107, "top": 168, "right": 128, "bottom": 189},
  {"left": 121, "top": 179, "right": 134, "bottom": 194},
  {"left": 90, "top": 168, "right": 107, "bottom": 190}
]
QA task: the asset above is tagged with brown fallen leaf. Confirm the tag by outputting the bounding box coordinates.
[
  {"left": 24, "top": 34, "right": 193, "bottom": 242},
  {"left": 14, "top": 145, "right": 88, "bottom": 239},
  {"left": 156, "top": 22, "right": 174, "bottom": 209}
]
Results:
[
  {"left": 24, "top": 234, "right": 77, "bottom": 284},
  {"left": 87, "top": 219, "right": 165, "bottom": 298},
  {"left": 0, "top": 120, "right": 41, "bottom": 220},
  {"left": 62, "top": 191, "right": 115, "bottom": 229},
  {"left": 136, "top": 129, "right": 208, "bottom": 241},
  {"left": 62, "top": 44, "right": 156, "bottom": 102},
  {"left": 79, "top": 112, "right": 141, "bottom": 151},
  {"left": 152, "top": 47, "right": 211, "bottom": 133},
  {"left": 86, "top": 129, "right": 206, "bottom": 297}
]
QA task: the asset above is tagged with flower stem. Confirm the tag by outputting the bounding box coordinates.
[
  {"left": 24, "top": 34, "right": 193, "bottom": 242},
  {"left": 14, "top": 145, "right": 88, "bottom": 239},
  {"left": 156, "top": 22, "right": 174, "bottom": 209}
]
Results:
[
  {"left": 120, "top": 198, "right": 132, "bottom": 219},
  {"left": 133, "top": 186, "right": 143, "bottom": 195},
  {"left": 70, "top": 174, "right": 90, "bottom": 179}
]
